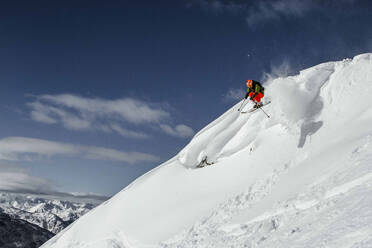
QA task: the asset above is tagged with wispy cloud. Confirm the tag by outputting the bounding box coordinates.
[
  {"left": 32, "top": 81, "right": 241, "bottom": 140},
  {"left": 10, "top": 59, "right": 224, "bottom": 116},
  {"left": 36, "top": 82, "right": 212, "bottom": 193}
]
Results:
[
  {"left": 38, "top": 94, "right": 169, "bottom": 124},
  {"left": 27, "top": 94, "right": 194, "bottom": 139},
  {"left": 159, "top": 124, "right": 195, "bottom": 138},
  {"left": 0, "top": 137, "right": 159, "bottom": 164},
  {"left": 0, "top": 163, "right": 54, "bottom": 194},
  {"left": 0, "top": 163, "right": 109, "bottom": 201},
  {"left": 109, "top": 124, "right": 149, "bottom": 139},
  {"left": 29, "top": 101, "right": 91, "bottom": 130},
  {"left": 245, "top": 0, "right": 313, "bottom": 27},
  {"left": 190, "top": 0, "right": 359, "bottom": 27}
]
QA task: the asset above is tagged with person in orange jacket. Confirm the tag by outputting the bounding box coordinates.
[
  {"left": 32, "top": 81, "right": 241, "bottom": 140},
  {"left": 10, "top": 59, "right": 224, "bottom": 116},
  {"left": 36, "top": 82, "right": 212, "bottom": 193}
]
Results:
[{"left": 245, "top": 79, "right": 264, "bottom": 108}]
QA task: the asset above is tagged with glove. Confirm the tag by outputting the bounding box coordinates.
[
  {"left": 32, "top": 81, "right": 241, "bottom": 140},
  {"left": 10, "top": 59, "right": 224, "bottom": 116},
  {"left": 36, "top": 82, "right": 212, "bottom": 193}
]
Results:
[{"left": 244, "top": 92, "right": 249, "bottom": 99}]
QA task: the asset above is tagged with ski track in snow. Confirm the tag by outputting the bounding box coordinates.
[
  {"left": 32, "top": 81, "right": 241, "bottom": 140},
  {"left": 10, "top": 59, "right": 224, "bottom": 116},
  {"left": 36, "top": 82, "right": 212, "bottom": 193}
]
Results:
[
  {"left": 162, "top": 136, "right": 372, "bottom": 248},
  {"left": 41, "top": 54, "right": 372, "bottom": 248}
]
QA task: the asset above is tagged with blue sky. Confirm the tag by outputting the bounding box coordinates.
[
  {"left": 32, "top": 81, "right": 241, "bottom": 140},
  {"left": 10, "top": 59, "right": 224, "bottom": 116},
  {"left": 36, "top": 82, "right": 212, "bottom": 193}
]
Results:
[{"left": 0, "top": 0, "right": 371, "bottom": 196}]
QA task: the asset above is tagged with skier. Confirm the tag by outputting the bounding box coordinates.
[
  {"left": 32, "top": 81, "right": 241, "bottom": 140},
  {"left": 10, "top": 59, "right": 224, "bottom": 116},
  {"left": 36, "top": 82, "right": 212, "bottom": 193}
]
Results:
[{"left": 245, "top": 79, "right": 264, "bottom": 109}]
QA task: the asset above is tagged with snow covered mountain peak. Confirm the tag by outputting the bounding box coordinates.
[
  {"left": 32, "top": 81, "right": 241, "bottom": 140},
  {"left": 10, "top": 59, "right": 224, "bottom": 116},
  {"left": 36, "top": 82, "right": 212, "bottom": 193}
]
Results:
[
  {"left": 0, "top": 192, "right": 97, "bottom": 234},
  {"left": 42, "top": 54, "right": 372, "bottom": 248}
]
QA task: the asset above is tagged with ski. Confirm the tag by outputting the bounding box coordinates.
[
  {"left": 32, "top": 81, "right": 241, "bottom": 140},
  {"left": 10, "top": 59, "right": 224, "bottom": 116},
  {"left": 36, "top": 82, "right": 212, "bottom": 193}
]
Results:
[{"left": 240, "top": 101, "right": 271, "bottom": 114}]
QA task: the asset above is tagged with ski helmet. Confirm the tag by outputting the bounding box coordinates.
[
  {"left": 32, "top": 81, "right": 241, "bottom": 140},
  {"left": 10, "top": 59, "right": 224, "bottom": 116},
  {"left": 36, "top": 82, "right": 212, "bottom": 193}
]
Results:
[{"left": 246, "top": 79, "right": 253, "bottom": 87}]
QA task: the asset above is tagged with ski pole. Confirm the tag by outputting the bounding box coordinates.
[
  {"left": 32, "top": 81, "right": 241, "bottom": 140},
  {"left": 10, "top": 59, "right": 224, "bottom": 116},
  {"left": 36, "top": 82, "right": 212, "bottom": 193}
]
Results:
[
  {"left": 238, "top": 98, "right": 246, "bottom": 112},
  {"left": 259, "top": 106, "right": 270, "bottom": 118}
]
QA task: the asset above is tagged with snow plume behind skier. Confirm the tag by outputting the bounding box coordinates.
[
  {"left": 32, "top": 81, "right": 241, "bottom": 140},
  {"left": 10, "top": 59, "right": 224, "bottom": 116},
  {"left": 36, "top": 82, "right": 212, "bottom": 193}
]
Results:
[{"left": 245, "top": 79, "right": 265, "bottom": 109}]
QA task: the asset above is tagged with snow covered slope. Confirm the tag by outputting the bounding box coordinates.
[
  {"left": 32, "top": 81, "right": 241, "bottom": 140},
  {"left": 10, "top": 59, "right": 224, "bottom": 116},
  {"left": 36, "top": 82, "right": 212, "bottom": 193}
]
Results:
[{"left": 42, "top": 54, "right": 372, "bottom": 248}]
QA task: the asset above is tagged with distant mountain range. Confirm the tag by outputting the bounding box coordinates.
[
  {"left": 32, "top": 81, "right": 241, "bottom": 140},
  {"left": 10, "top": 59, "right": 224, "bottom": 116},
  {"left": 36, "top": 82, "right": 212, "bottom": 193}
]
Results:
[{"left": 0, "top": 191, "right": 103, "bottom": 234}]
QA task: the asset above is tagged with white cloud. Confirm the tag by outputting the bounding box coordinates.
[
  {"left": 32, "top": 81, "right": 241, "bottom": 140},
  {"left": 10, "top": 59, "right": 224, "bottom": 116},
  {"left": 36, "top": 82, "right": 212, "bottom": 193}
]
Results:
[
  {"left": 0, "top": 137, "right": 159, "bottom": 164},
  {"left": 80, "top": 146, "right": 158, "bottom": 164},
  {"left": 39, "top": 94, "right": 170, "bottom": 124},
  {"left": 0, "top": 164, "right": 109, "bottom": 200},
  {"left": 160, "top": 124, "right": 195, "bottom": 138},
  {"left": 30, "top": 108, "right": 57, "bottom": 124},
  {"left": 28, "top": 101, "right": 91, "bottom": 130},
  {"left": 0, "top": 164, "right": 54, "bottom": 194},
  {"left": 109, "top": 124, "right": 150, "bottom": 139},
  {"left": 27, "top": 94, "right": 193, "bottom": 139}
]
